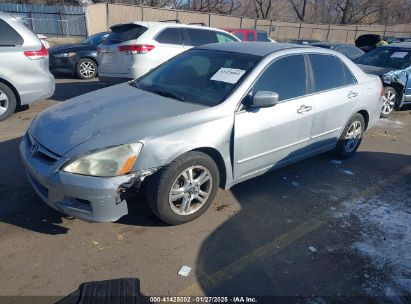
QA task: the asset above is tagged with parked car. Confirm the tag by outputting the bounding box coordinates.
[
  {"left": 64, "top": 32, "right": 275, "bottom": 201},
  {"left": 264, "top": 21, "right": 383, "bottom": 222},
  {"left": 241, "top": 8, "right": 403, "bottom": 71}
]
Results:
[
  {"left": 289, "top": 39, "right": 320, "bottom": 45},
  {"left": 222, "top": 28, "right": 256, "bottom": 41},
  {"left": 21, "top": 43, "right": 382, "bottom": 225},
  {"left": 355, "top": 34, "right": 388, "bottom": 53},
  {"left": 97, "top": 22, "right": 240, "bottom": 84},
  {"left": 49, "top": 32, "right": 109, "bottom": 80},
  {"left": 310, "top": 42, "right": 365, "bottom": 60},
  {"left": 355, "top": 43, "right": 411, "bottom": 117},
  {"left": 223, "top": 28, "right": 272, "bottom": 42},
  {"left": 0, "top": 12, "right": 54, "bottom": 121}
]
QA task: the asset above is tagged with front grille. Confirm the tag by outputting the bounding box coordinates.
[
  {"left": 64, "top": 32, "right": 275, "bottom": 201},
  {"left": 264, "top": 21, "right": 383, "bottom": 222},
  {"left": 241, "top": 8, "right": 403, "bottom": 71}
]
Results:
[{"left": 25, "top": 133, "right": 60, "bottom": 164}]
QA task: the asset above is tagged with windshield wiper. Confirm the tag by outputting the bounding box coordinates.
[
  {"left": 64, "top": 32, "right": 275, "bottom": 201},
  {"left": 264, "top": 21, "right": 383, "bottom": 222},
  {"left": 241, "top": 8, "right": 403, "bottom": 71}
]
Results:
[{"left": 146, "top": 88, "right": 185, "bottom": 102}]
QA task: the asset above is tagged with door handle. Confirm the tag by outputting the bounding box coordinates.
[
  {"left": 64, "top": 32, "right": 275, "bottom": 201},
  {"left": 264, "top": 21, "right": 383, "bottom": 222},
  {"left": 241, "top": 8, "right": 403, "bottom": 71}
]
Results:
[
  {"left": 348, "top": 91, "right": 358, "bottom": 99},
  {"left": 297, "top": 105, "right": 312, "bottom": 113}
]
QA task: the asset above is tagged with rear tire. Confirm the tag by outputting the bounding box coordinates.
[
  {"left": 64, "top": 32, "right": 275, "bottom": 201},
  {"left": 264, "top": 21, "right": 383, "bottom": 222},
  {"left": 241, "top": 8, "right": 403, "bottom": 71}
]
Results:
[
  {"left": 0, "top": 83, "right": 17, "bottom": 121},
  {"left": 145, "top": 151, "right": 220, "bottom": 225},
  {"left": 334, "top": 113, "right": 365, "bottom": 159},
  {"left": 76, "top": 58, "right": 97, "bottom": 80},
  {"left": 381, "top": 86, "right": 397, "bottom": 118}
]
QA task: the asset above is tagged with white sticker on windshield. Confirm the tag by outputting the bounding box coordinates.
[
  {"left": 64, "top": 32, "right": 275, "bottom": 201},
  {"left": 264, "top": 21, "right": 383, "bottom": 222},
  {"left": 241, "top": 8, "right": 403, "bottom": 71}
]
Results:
[
  {"left": 391, "top": 52, "right": 408, "bottom": 59},
  {"left": 210, "top": 68, "right": 246, "bottom": 84}
]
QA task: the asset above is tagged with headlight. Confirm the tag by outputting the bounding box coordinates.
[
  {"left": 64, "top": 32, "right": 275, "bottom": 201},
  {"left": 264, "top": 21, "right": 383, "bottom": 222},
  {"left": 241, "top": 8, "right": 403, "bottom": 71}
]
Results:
[
  {"left": 54, "top": 52, "right": 76, "bottom": 58},
  {"left": 62, "top": 143, "right": 143, "bottom": 177},
  {"left": 382, "top": 74, "right": 393, "bottom": 84}
]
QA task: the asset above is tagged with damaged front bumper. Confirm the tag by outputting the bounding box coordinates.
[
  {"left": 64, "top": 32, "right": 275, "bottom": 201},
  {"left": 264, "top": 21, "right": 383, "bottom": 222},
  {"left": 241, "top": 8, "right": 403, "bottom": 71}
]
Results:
[
  {"left": 20, "top": 136, "right": 157, "bottom": 222},
  {"left": 382, "top": 67, "right": 411, "bottom": 107}
]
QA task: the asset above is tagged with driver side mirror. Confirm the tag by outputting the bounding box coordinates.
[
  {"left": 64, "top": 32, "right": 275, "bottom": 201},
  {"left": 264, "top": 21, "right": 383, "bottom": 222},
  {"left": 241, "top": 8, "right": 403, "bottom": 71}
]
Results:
[{"left": 249, "top": 91, "right": 279, "bottom": 108}]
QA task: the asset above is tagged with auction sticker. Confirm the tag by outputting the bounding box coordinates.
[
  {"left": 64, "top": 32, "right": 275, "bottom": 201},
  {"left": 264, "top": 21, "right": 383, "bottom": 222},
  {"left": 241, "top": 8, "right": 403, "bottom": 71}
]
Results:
[
  {"left": 391, "top": 52, "right": 408, "bottom": 59},
  {"left": 210, "top": 68, "right": 246, "bottom": 84}
]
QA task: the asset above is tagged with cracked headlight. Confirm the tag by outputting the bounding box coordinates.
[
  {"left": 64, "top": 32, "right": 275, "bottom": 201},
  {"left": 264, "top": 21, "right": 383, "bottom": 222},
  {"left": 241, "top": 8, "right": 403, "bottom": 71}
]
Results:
[{"left": 62, "top": 143, "right": 143, "bottom": 177}]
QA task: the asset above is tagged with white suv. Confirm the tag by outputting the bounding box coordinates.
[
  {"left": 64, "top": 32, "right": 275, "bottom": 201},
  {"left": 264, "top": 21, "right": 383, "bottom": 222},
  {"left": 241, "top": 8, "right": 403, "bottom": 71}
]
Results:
[{"left": 97, "top": 21, "right": 240, "bottom": 84}]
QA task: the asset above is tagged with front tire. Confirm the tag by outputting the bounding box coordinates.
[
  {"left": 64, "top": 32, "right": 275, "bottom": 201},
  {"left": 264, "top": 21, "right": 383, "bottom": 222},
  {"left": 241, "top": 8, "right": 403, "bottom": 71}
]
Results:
[
  {"left": 0, "top": 83, "right": 17, "bottom": 121},
  {"left": 334, "top": 113, "right": 365, "bottom": 159},
  {"left": 381, "top": 86, "right": 397, "bottom": 118},
  {"left": 145, "top": 151, "right": 220, "bottom": 225},
  {"left": 76, "top": 58, "right": 97, "bottom": 80}
]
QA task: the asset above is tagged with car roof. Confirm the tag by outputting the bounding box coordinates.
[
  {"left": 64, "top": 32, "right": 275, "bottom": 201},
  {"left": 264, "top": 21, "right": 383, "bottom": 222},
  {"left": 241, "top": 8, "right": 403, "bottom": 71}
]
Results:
[
  {"left": 199, "top": 42, "right": 307, "bottom": 56},
  {"left": 122, "top": 21, "right": 226, "bottom": 32},
  {"left": 311, "top": 42, "right": 342, "bottom": 46}
]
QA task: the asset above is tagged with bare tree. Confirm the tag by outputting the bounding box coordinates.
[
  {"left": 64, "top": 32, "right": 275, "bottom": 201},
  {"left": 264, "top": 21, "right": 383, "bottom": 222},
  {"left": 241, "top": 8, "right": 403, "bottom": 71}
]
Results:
[
  {"left": 287, "top": 0, "right": 309, "bottom": 22},
  {"left": 252, "top": 0, "right": 272, "bottom": 19},
  {"left": 178, "top": 0, "right": 241, "bottom": 14},
  {"left": 335, "top": 0, "right": 380, "bottom": 24}
]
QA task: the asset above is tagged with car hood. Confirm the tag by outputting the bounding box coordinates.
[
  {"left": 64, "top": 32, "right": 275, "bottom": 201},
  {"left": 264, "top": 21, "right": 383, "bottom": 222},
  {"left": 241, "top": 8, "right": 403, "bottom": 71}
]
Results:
[
  {"left": 49, "top": 43, "right": 95, "bottom": 54},
  {"left": 29, "top": 83, "right": 206, "bottom": 156},
  {"left": 356, "top": 64, "right": 396, "bottom": 76}
]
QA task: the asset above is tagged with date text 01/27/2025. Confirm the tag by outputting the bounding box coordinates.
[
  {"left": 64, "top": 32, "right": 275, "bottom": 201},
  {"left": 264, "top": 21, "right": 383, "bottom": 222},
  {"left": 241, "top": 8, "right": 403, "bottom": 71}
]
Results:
[{"left": 149, "top": 296, "right": 258, "bottom": 303}]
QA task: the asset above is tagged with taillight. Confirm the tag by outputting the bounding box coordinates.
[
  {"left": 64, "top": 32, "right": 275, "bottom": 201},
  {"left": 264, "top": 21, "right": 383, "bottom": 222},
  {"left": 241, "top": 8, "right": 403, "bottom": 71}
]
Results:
[
  {"left": 118, "top": 44, "right": 155, "bottom": 54},
  {"left": 380, "top": 84, "right": 385, "bottom": 96},
  {"left": 24, "top": 44, "right": 48, "bottom": 60}
]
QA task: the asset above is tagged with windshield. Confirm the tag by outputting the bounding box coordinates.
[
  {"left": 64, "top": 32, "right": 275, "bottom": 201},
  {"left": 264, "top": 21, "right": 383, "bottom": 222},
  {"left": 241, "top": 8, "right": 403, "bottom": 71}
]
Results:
[
  {"left": 355, "top": 47, "right": 411, "bottom": 69},
  {"left": 133, "top": 49, "right": 261, "bottom": 107}
]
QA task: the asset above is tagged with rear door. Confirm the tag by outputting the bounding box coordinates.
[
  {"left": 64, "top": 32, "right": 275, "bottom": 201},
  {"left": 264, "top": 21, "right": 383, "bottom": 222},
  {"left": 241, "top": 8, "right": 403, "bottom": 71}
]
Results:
[
  {"left": 233, "top": 54, "right": 314, "bottom": 179},
  {"left": 98, "top": 23, "right": 147, "bottom": 75},
  {"left": 308, "top": 54, "right": 359, "bottom": 148}
]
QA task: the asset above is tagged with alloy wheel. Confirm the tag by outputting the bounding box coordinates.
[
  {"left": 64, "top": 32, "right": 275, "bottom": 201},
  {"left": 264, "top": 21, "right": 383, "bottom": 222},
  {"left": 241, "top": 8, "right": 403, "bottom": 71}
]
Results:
[
  {"left": 382, "top": 90, "right": 396, "bottom": 115},
  {"left": 169, "top": 165, "right": 213, "bottom": 215},
  {"left": 79, "top": 60, "right": 96, "bottom": 79},
  {"left": 0, "top": 90, "right": 9, "bottom": 116},
  {"left": 344, "top": 121, "right": 362, "bottom": 153}
]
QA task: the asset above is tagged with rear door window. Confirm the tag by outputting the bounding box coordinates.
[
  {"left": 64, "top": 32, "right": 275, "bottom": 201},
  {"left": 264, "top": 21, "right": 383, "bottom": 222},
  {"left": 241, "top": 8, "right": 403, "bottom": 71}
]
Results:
[
  {"left": 185, "top": 28, "right": 218, "bottom": 46},
  {"left": 103, "top": 24, "right": 147, "bottom": 45},
  {"left": 309, "top": 54, "right": 356, "bottom": 92},
  {"left": 0, "top": 19, "right": 23, "bottom": 46},
  {"left": 155, "top": 28, "right": 183, "bottom": 45}
]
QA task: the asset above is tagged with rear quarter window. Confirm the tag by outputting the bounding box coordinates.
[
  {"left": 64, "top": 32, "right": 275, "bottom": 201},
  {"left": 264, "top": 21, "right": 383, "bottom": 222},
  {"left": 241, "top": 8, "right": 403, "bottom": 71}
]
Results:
[
  {"left": 309, "top": 54, "right": 356, "bottom": 92},
  {"left": 185, "top": 28, "right": 218, "bottom": 46},
  {"left": 103, "top": 24, "right": 147, "bottom": 45},
  {"left": 0, "top": 19, "right": 24, "bottom": 46}
]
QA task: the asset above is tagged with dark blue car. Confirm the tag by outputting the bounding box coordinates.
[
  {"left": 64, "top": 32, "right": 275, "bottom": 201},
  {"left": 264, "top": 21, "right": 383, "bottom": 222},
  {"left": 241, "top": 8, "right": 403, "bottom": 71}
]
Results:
[{"left": 49, "top": 32, "right": 109, "bottom": 80}]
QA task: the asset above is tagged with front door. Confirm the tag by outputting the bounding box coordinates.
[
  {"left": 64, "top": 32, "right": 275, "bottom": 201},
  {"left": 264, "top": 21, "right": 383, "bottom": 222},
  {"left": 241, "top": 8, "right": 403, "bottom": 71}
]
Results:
[{"left": 233, "top": 54, "right": 314, "bottom": 180}]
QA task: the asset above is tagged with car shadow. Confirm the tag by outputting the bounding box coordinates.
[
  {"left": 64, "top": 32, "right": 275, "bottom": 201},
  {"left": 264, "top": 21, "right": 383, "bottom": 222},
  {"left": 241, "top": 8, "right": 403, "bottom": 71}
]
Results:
[
  {"left": 51, "top": 78, "right": 108, "bottom": 102},
  {"left": 193, "top": 150, "right": 411, "bottom": 297}
]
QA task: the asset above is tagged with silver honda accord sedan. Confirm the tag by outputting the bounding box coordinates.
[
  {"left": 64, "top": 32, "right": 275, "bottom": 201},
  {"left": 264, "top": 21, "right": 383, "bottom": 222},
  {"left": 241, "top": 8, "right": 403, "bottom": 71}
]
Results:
[{"left": 20, "top": 43, "right": 383, "bottom": 225}]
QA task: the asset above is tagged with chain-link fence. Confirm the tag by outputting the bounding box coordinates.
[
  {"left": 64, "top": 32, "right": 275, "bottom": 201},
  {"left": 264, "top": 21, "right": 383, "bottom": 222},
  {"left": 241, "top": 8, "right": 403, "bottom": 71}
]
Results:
[{"left": 0, "top": 2, "right": 87, "bottom": 37}]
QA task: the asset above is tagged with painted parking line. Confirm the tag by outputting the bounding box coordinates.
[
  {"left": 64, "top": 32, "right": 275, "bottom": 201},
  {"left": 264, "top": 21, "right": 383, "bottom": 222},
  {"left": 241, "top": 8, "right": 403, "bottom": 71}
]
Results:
[{"left": 178, "top": 164, "right": 411, "bottom": 295}]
